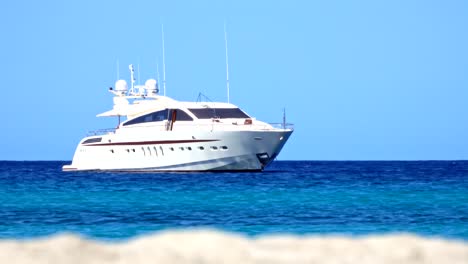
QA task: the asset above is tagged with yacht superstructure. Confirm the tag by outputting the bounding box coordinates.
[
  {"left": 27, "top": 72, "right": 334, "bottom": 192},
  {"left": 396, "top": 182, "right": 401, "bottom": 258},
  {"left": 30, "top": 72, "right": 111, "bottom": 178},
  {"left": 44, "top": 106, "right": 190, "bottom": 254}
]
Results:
[{"left": 63, "top": 65, "right": 293, "bottom": 172}]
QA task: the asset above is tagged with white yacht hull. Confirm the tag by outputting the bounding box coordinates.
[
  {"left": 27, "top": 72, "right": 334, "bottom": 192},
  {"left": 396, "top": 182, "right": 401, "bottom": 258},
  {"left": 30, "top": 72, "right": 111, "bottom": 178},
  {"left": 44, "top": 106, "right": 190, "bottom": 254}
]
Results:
[{"left": 63, "top": 129, "right": 292, "bottom": 172}]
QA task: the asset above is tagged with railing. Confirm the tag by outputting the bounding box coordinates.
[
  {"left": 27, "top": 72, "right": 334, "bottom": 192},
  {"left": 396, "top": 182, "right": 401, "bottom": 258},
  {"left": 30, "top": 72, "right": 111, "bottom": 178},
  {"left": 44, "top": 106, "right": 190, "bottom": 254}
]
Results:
[
  {"left": 269, "top": 123, "right": 295, "bottom": 130},
  {"left": 86, "top": 128, "right": 116, "bottom": 136},
  {"left": 85, "top": 122, "right": 293, "bottom": 136}
]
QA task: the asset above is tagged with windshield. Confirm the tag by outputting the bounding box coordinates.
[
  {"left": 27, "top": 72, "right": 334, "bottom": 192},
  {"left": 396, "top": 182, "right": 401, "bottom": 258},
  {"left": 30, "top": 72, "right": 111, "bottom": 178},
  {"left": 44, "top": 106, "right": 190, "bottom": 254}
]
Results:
[
  {"left": 123, "top": 109, "right": 193, "bottom": 126},
  {"left": 188, "top": 108, "right": 250, "bottom": 119}
]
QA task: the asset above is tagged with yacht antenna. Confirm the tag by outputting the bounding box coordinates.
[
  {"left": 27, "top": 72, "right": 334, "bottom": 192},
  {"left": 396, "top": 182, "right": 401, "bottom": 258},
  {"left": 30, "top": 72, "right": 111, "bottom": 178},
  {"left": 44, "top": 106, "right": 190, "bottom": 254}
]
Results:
[
  {"left": 116, "top": 59, "right": 121, "bottom": 126},
  {"left": 157, "top": 60, "right": 160, "bottom": 87},
  {"left": 224, "top": 22, "right": 230, "bottom": 103},
  {"left": 161, "top": 23, "right": 167, "bottom": 96},
  {"left": 283, "top": 108, "right": 286, "bottom": 129},
  {"left": 129, "top": 64, "right": 135, "bottom": 93}
]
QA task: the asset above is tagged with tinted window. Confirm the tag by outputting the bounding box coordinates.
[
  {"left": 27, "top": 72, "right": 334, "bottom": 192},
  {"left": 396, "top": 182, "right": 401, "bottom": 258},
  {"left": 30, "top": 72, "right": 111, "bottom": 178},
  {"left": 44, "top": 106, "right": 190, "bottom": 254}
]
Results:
[
  {"left": 123, "top": 109, "right": 193, "bottom": 126},
  {"left": 82, "top": 137, "right": 102, "bottom": 144},
  {"left": 188, "top": 108, "right": 250, "bottom": 119},
  {"left": 171, "top": 109, "right": 193, "bottom": 121},
  {"left": 124, "top": 109, "right": 169, "bottom": 126}
]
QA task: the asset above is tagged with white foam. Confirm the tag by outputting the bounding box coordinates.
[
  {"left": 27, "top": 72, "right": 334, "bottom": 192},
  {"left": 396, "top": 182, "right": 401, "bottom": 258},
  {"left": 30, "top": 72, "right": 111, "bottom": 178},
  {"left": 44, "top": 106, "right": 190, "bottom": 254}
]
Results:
[{"left": 0, "top": 229, "right": 466, "bottom": 264}]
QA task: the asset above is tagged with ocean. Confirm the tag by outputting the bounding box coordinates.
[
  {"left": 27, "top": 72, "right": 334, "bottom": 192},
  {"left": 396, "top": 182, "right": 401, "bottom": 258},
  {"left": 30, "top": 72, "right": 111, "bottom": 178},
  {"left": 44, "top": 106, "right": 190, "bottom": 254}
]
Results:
[{"left": 0, "top": 160, "right": 467, "bottom": 241}]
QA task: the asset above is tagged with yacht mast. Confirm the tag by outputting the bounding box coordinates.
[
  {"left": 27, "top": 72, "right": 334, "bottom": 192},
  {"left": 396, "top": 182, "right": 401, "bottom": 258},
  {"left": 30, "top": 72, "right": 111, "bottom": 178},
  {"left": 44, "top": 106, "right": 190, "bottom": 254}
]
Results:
[
  {"left": 157, "top": 60, "right": 160, "bottom": 88},
  {"left": 162, "top": 23, "right": 167, "bottom": 96},
  {"left": 129, "top": 64, "right": 135, "bottom": 93},
  {"left": 283, "top": 108, "right": 286, "bottom": 129},
  {"left": 224, "top": 22, "right": 230, "bottom": 103}
]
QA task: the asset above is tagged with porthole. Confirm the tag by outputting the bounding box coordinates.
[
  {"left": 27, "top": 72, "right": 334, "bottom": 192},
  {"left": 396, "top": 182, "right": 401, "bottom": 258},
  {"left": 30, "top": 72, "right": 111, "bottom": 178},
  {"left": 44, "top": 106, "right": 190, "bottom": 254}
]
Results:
[
  {"left": 199, "top": 146, "right": 204, "bottom": 150},
  {"left": 170, "top": 147, "right": 174, "bottom": 151},
  {"left": 221, "top": 146, "right": 228, "bottom": 150},
  {"left": 132, "top": 149, "right": 135, "bottom": 152},
  {"left": 187, "top": 147, "right": 192, "bottom": 151},
  {"left": 211, "top": 146, "right": 218, "bottom": 150},
  {"left": 180, "top": 147, "right": 185, "bottom": 151},
  {"left": 110, "top": 149, "right": 114, "bottom": 153}
]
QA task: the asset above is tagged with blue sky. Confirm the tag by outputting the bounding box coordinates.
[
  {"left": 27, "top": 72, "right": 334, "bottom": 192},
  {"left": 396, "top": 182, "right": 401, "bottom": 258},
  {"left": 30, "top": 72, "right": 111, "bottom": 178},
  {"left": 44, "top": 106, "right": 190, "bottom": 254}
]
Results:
[{"left": 1, "top": 0, "right": 467, "bottom": 160}]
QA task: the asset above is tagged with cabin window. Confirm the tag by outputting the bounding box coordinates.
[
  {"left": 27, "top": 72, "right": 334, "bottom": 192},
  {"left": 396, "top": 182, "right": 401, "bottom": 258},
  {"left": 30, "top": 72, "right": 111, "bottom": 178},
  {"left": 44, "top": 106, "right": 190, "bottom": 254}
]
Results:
[
  {"left": 123, "top": 109, "right": 168, "bottom": 126},
  {"left": 123, "top": 109, "right": 193, "bottom": 126},
  {"left": 82, "top": 137, "right": 102, "bottom": 144},
  {"left": 210, "top": 146, "right": 218, "bottom": 150},
  {"left": 188, "top": 108, "right": 250, "bottom": 119},
  {"left": 170, "top": 109, "right": 193, "bottom": 121},
  {"left": 221, "top": 146, "right": 228, "bottom": 150},
  {"left": 199, "top": 146, "right": 204, "bottom": 150}
]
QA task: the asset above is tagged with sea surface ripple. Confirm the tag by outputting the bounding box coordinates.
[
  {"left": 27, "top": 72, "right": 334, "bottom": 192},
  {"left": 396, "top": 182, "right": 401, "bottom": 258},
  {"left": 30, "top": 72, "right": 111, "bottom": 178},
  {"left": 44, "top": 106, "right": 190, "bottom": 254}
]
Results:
[{"left": 0, "top": 160, "right": 467, "bottom": 240}]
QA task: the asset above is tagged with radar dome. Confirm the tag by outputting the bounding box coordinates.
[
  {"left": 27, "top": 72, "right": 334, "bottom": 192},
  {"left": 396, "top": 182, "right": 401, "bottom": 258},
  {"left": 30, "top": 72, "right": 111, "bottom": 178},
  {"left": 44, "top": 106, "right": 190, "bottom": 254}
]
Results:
[
  {"left": 115, "top": 80, "right": 128, "bottom": 93},
  {"left": 145, "top": 79, "right": 158, "bottom": 95}
]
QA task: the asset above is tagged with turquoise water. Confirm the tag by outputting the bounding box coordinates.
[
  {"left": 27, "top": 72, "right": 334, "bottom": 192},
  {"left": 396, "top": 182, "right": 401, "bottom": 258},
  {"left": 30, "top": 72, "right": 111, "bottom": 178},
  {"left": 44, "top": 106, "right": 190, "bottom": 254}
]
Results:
[{"left": 0, "top": 161, "right": 467, "bottom": 240}]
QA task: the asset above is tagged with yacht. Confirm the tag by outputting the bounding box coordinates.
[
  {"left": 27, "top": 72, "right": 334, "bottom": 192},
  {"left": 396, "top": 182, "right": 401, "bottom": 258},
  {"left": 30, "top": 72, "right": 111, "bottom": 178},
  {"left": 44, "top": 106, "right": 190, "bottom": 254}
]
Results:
[{"left": 63, "top": 65, "right": 293, "bottom": 172}]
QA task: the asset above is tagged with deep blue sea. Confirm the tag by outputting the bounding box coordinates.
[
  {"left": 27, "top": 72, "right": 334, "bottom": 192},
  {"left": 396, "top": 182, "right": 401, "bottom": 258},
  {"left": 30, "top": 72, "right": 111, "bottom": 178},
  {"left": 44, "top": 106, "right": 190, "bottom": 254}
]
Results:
[{"left": 0, "top": 161, "right": 467, "bottom": 241}]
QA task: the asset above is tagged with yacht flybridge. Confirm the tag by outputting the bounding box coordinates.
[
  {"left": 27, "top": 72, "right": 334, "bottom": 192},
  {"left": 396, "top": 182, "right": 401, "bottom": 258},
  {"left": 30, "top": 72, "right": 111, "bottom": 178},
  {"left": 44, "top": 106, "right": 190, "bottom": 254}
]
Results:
[{"left": 63, "top": 64, "right": 293, "bottom": 172}]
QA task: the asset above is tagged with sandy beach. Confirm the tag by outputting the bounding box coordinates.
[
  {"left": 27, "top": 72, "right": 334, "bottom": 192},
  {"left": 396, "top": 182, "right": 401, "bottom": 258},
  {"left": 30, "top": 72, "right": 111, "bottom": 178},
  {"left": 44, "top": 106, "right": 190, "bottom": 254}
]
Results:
[{"left": 0, "top": 230, "right": 466, "bottom": 264}]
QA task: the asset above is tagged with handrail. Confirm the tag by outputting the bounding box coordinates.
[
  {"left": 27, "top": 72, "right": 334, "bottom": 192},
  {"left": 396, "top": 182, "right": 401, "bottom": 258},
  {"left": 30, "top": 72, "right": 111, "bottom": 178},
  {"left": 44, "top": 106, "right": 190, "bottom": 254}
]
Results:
[
  {"left": 268, "top": 123, "right": 295, "bottom": 130},
  {"left": 86, "top": 122, "right": 293, "bottom": 136},
  {"left": 119, "top": 122, "right": 292, "bottom": 131},
  {"left": 87, "top": 128, "right": 116, "bottom": 136}
]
